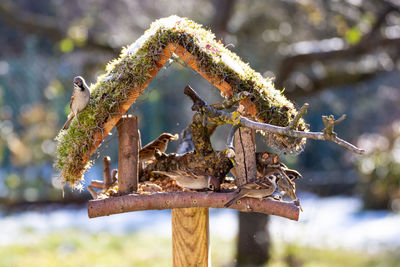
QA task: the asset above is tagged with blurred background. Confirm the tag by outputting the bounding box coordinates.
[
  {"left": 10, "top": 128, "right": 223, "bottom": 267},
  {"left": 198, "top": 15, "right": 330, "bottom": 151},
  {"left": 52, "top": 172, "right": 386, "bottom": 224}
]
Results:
[{"left": 1, "top": 0, "right": 400, "bottom": 266}]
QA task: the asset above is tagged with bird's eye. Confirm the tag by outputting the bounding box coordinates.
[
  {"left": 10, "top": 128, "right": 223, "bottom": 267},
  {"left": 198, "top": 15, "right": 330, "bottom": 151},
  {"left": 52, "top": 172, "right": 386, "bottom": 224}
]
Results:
[{"left": 209, "top": 184, "right": 214, "bottom": 190}]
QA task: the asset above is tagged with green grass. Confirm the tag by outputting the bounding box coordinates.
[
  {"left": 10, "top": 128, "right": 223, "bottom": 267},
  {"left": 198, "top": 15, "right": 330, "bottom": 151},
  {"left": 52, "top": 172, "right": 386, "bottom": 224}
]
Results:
[{"left": 1, "top": 230, "right": 399, "bottom": 267}]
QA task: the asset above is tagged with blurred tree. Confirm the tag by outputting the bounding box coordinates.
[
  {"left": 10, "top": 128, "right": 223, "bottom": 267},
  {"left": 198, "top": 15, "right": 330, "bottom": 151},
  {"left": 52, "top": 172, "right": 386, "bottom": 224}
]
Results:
[{"left": 356, "top": 121, "right": 400, "bottom": 211}]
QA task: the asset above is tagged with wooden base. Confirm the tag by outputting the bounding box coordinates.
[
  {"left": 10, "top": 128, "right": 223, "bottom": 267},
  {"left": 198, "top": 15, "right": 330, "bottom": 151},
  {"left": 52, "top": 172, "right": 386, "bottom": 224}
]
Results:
[{"left": 172, "top": 208, "right": 210, "bottom": 267}]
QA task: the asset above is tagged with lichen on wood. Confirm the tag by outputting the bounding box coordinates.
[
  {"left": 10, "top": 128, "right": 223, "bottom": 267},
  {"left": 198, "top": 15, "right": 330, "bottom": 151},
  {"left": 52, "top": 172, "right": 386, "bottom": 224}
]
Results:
[{"left": 55, "top": 15, "right": 308, "bottom": 186}]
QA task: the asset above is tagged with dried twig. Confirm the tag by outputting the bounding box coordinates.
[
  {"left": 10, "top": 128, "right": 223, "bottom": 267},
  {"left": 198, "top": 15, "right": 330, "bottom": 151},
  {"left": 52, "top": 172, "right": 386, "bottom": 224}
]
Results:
[
  {"left": 288, "top": 103, "right": 309, "bottom": 130},
  {"left": 103, "top": 156, "right": 113, "bottom": 187},
  {"left": 87, "top": 186, "right": 98, "bottom": 199},
  {"left": 227, "top": 125, "right": 239, "bottom": 150},
  {"left": 111, "top": 169, "right": 118, "bottom": 184},
  {"left": 184, "top": 85, "right": 365, "bottom": 154},
  {"left": 90, "top": 180, "right": 105, "bottom": 189},
  {"left": 88, "top": 192, "right": 299, "bottom": 220}
]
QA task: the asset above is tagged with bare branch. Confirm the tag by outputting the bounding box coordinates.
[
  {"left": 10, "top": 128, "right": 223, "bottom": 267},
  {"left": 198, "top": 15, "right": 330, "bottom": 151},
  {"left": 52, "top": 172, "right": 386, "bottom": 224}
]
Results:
[
  {"left": 227, "top": 125, "right": 239, "bottom": 150},
  {"left": 276, "top": 4, "right": 400, "bottom": 91},
  {"left": 88, "top": 192, "right": 299, "bottom": 221},
  {"left": 0, "top": 2, "right": 116, "bottom": 53},
  {"left": 288, "top": 103, "right": 309, "bottom": 130},
  {"left": 240, "top": 116, "right": 364, "bottom": 154},
  {"left": 184, "top": 85, "right": 365, "bottom": 154},
  {"left": 103, "top": 156, "right": 112, "bottom": 187},
  {"left": 90, "top": 180, "right": 105, "bottom": 189},
  {"left": 87, "top": 186, "right": 98, "bottom": 199}
]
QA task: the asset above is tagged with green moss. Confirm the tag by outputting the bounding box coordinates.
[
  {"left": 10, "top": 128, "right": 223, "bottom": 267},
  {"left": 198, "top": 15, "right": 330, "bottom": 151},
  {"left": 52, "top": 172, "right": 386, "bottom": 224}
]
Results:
[{"left": 55, "top": 15, "right": 308, "bottom": 186}]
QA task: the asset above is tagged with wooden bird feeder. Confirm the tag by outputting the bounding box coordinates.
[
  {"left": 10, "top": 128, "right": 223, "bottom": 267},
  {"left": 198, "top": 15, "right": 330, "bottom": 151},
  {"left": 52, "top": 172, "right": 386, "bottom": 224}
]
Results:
[{"left": 56, "top": 15, "right": 364, "bottom": 267}]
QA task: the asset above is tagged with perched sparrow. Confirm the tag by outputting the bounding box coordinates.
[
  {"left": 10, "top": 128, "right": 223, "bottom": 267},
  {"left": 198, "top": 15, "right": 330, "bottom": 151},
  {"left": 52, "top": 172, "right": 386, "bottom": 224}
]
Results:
[
  {"left": 151, "top": 169, "right": 220, "bottom": 191},
  {"left": 282, "top": 168, "right": 302, "bottom": 182},
  {"left": 224, "top": 175, "right": 277, "bottom": 207},
  {"left": 257, "top": 156, "right": 302, "bottom": 182},
  {"left": 139, "top": 133, "right": 179, "bottom": 163},
  {"left": 276, "top": 173, "right": 297, "bottom": 201},
  {"left": 62, "top": 76, "right": 90, "bottom": 130},
  {"left": 256, "top": 152, "right": 279, "bottom": 166}
]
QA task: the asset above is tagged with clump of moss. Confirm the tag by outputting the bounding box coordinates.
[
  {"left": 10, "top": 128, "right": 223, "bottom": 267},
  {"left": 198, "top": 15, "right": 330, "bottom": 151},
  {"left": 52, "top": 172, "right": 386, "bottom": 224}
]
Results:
[{"left": 55, "top": 15, "right": 308, "bottom": 186}]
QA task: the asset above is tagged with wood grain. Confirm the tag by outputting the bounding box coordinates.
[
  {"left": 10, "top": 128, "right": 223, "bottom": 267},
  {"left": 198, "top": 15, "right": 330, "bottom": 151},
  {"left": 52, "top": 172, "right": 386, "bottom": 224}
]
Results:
[
  {"left": 171, "top": 208, "right": 210, "bottom": 267},
  {"left": 117, "top": 115, "right": 139, "bottom": 194}
]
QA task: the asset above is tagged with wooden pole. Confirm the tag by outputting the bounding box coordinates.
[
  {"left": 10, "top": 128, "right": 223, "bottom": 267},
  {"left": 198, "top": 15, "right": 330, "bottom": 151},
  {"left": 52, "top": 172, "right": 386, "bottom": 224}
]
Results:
[
  {"left": 103, "top": 156, "right": 112, "bottom": 187},
  {"left": 172, "top": 208, "right": 209, "bottom": 267},
  {"left": 116, "top": 115, "right": 139, "bottom": 194},
  {"left": 234, "top": 127, "right": 257, "bottom": 185},
  {"left": 234, "top": 125, "right": 270, "bottom": 266},
  {"left": 171, "top": 127, "right": 209, "bottom": 267}
]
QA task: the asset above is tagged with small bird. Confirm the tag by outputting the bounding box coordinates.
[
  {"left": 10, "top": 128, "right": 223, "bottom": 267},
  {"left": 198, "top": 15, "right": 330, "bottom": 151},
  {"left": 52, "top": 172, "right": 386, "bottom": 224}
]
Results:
[
  {"left": 151, "top": 169, "right": 220, "bottom": 191},
  {"left": 276, "top": 172, "right": 297, "bottom": 201},
  {"left": 62, "top": 76, "right": 91, "bottom": 130},
  {"left": 139, "top": 133, "right": 179, "bottom": 163},
  {"left": 283, "top": 168, "right": 302, "bottom": 182},
  {"left": 224, "top": 174, "right": 277, "bottom": 207}
]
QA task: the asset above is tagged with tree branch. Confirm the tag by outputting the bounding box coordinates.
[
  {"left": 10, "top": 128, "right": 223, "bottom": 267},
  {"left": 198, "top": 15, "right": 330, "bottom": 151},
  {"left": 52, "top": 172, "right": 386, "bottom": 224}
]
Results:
[
  {"left": 88, "top": 192, "right": 299, "bottom": 221},
  {"left": 0, "top": 2, "right": 117, "bottom": 53},
  {"left": 184, "top": 85, "right": 365, "bottom": 154},
  {"left": 284, "top": 70, "right": 379, "bottom": 99},
  {"left": 276, "top": 3, "right": 400, "bottom": 91}
]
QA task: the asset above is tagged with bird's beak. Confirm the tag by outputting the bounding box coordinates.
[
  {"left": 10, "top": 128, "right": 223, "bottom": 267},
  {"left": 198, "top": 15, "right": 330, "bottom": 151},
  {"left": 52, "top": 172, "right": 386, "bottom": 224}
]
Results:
[{"left": 171, "top": 134, "right": 179, "bottom": 140}]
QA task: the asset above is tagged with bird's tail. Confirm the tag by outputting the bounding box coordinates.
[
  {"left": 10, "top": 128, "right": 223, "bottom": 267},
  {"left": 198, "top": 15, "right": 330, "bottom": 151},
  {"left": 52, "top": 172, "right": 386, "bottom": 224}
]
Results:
[
  {"left": 224, "top": 191, "right": 241, "bottom": 208},
  {"left": 62, "top": 114, "right": 74, "bottom": 130}
]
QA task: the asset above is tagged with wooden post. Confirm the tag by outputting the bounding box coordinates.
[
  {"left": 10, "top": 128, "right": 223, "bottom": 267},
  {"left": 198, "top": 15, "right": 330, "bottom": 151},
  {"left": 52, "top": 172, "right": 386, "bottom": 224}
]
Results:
[
  {"left": 116, "top": 115, "right": 139, "bottom": 194},
  {"left": 172, "top": 127, "right": 209, "bottom": 267},
  {"left": 234, "top": 127, "right": 257, "bottom": 185},
  {"left": 234, "top": 126, "right": 270, "bottom": 266},
  {"left": 103, "top": 156, "right": 112, "bottom": 187},
  {"left": 172, "top": 208, "right": 209, "bottom": 267}
]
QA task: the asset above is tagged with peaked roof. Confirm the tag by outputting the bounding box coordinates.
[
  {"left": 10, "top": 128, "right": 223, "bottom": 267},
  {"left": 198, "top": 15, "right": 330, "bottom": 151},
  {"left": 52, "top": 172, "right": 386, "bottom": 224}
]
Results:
[{"left": 55, "top": 16, "right": 307, "bottom": 185}]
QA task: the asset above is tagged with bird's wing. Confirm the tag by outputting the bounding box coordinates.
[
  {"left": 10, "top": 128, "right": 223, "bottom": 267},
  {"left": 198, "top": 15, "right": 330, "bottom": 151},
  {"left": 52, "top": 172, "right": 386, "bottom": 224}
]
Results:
[
  {"left": 284, "top": 169, "right": 302, "bottom": 180},
  {"left": 151, "top": 171, "right": 173, "bottom": 178},
  {"left": 242, "top": 183, "right": 261, "bottom": 190},
  {"left": 69, "top": 91, "right": 76, "bottom": 110}
]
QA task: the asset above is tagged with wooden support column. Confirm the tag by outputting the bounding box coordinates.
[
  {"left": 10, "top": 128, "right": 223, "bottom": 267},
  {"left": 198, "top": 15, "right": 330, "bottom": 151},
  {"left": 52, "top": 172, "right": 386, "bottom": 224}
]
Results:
[
  {"left": 234, "top": 126, "right": 270, "bottom": 266},
  {"left": 172, "top": 127, "right": 209, "bottom": 267},
  {"left": 172, "top": 208, "right": 209, "bottom": 267},
  {"left": 234, "top": 127, "right": 257, "bottom": 185},
  {"left": 103, "top": 156, "right": 112, "bottom": 188},
  {"left": 117, "top": 115, "right": 139, "bottom": 194}
]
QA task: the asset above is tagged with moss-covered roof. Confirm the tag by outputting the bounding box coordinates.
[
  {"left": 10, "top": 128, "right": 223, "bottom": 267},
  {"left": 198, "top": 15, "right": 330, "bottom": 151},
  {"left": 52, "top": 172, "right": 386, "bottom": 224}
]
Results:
[{"left": 55, "top": 15, "right": 308, "bottom": 186}]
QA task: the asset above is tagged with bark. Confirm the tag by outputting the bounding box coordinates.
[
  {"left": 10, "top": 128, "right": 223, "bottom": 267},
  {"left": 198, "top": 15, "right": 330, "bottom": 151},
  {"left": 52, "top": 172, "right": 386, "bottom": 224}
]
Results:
[
  {"left": 88, "top": 192, "right": 299, "bottom": 220},
  {"left": 103, "top": 156, "right": 112, "bottom": 187},
  {"left": 117, "top": 115, "right": 139, "bottom": 194}
]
